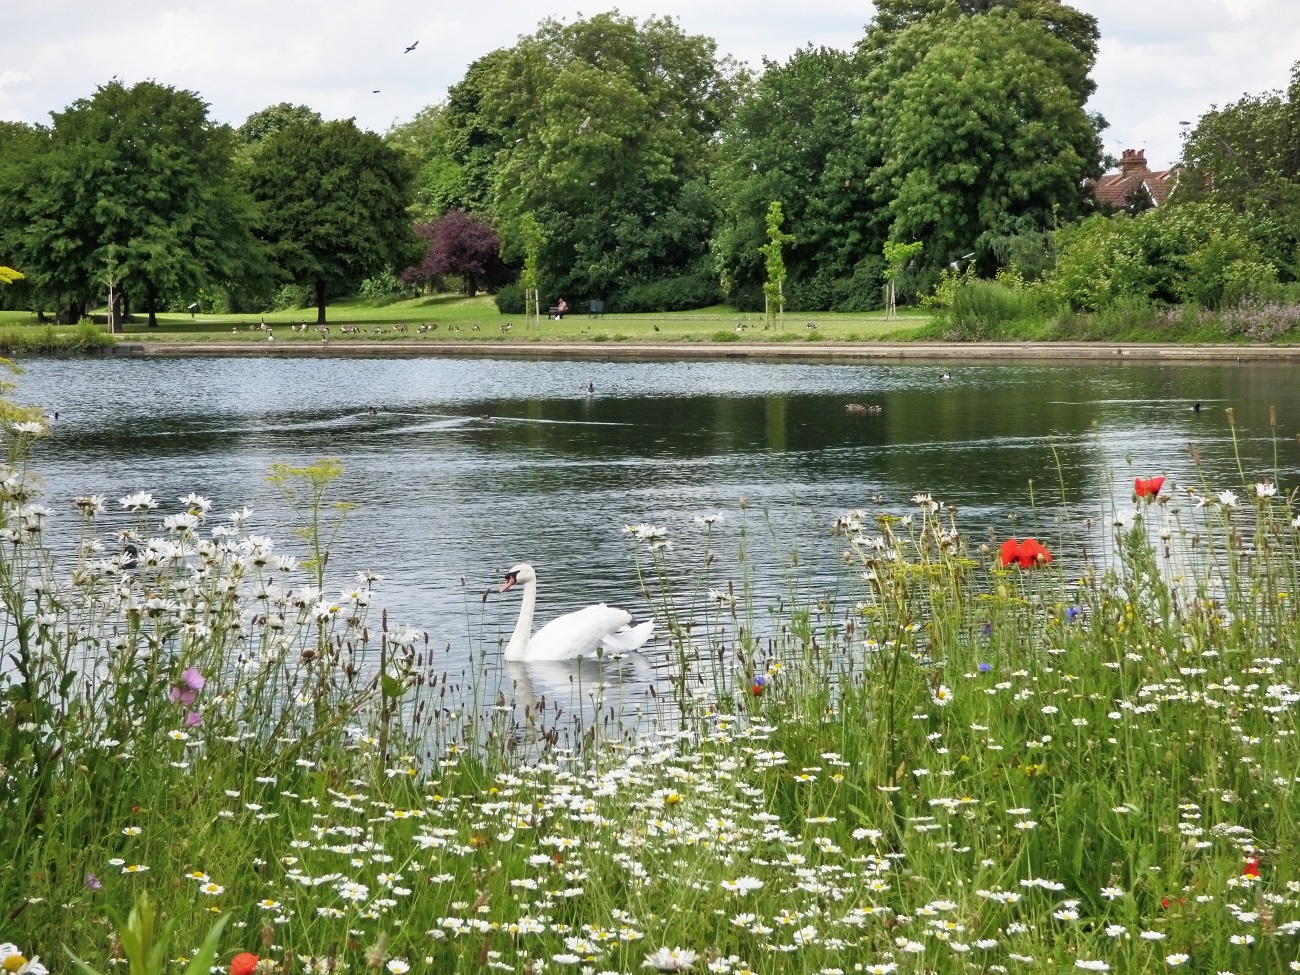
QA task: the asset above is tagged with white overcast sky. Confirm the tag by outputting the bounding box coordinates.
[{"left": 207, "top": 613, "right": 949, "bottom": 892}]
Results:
[{"left": 3, "top": 1, "right": 1298, "bottom": 169}]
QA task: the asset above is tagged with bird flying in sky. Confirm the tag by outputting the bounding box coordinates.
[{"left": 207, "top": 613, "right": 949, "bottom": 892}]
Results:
[{"left": 404, "top": 41, "right": 419, "bottom": 53}]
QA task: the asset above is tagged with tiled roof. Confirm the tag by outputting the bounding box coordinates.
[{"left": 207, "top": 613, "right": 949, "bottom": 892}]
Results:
[{"left": 1089, "top": 149, "right": 1179, "bottom": 210}]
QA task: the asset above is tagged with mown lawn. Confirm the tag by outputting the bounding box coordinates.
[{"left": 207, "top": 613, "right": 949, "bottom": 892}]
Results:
[{"left": 0, "top": 296, "right": 931, "bottom": 344}]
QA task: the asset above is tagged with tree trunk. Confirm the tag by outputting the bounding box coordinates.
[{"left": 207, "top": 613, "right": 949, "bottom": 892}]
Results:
[
  {"left": 36, "top": 310, "right": 48, "bottom": 324},
  {"left": 121, "top": 293, "right": 132, "bottom": 324},
  {"left": 315, "top": 279, "right": 327, "bottom": 324},
  {"left": 466, "top": 274, "right": 478, "bottom": 297},
  {"left": 147, "top": 290, "right": 158, "bottom": 328}
]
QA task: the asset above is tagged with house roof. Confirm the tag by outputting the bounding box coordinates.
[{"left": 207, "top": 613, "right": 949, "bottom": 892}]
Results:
[{"left": 1091, "top": 149, "right": 1179, "bottom": 210}]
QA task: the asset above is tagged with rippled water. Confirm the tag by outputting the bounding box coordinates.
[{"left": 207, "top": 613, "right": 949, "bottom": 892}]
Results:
[{"left": 18, "top": 354, "right": 1300, "bottom": 701}]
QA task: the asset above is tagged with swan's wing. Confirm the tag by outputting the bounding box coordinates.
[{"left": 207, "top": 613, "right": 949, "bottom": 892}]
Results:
[
  {"left": 527, "top": 604, "right": 632, "bottom": 660},
  {"left": 600, "top": 618, "right": 654, "bottom": 654}
]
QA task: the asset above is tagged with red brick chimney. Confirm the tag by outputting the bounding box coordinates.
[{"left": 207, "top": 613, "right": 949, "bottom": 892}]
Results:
[{"left": 1119, "top": 149, "right": 1149, "bottom": 176}]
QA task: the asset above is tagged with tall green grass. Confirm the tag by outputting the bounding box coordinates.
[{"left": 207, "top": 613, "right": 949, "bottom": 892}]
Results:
[
  {"left": 4, "top": 412, "right": 1300, "bottom": 973},
  {"left": 0, "top": 321, "right": 116, "bottom": 354}
]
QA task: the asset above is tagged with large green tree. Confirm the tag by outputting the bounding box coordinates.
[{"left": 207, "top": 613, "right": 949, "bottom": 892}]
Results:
[
  {"left": 710, "top": 46, "right": 878, "bottom": 310},
  {"left": 1179, "top": 62, "right": 1300, "bottom": 280},
  {"left": 0, "top": 122, "right": 44, "bottom": 312},
  {"left": 245, "top": 118, "right": 418, "bottom": 323},
  {"left": 404, "top": 13, "right": 741, "bottom": 304},
  {"left": 0, "top": 81, "right": 263, "bottom": 327},
  {"left": 864, "top": 9, "right": 1103, "bottom": 273},
  {"left": 387, "top": 51, "right": 513, "bottom": 222},
  {"left": 862, "top": 0, "right": 1100, "bottom": 104},
  {"left": 493, "top": 15, "right": 741, "bottom": 301},
  {"left": 238, "top": 103, "right": 323, "bottom": 146}
]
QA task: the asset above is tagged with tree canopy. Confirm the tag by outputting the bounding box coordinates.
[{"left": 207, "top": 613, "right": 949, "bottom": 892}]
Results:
[
  {"left": 866, "top": 10, "right": 1103, "bottom": 272},
  {"left": 404, "top": 13, "right": 742, "bottom": 304},
  {"left": 245, "top": 118, "right": 418, "bottom": 323},
  {"left": 710, "top": 46, "right": 875, "bottom": 310},
  {"left": 0, "top": 81, "right": 263, "bottom": 325},
  {"left": 1179, "top": 62, "right": 1300, "bottom": 278},
  {"left": 4, "top": 5, "right": 1297, "bottom": 324}
]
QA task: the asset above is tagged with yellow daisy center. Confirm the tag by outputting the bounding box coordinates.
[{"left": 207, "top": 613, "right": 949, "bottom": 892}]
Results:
[{"left": 3, "top": 955, "right": 28, "bottom": 974}]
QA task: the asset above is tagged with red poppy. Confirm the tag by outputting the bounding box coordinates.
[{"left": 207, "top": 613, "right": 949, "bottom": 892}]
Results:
[
  {"left": 1135, "top": 476, "right": 1165, "bottom": 499},
  {"left": 231, "top": 954, "right": 259, "bottom": 975},
  {"left": 999, "top": 538, "right": 1052, "bottom": 569},
  {"left": 1244, "top": 857, "right": 1260, "bottom": 878}
]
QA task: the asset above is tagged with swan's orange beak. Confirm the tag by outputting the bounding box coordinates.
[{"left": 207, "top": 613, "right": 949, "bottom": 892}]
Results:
[{"left": 500, "top": 572, "right": 518, "bottom": 593}]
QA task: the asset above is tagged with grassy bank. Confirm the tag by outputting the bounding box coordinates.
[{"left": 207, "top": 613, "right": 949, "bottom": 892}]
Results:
[
  {"left": 0, "top": 297, "right": 930, "bottom": 346},
  {"left": 918, "top": 279, "right": 1300, "bottom": 344},
  {"left": 5, "top": 406, "right": 1300, "bottom": 973},
  {"left": 0, "top": 320, "right": 117, "bottom": 354}
]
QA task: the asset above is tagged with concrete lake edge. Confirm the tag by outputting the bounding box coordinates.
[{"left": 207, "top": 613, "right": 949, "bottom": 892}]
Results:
[{"left": 107, "top": 340, "right": 1300, "bottom": 363}]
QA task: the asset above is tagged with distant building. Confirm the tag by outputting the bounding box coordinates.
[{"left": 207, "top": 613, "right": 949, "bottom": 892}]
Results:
[{"left": 1090, "top": 149, "right": 1179, "bottom": 213}]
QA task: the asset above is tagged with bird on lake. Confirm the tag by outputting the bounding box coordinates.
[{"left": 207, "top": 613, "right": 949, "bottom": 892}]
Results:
[
  {"left": 587, "top": 382, "right": 595, "bottom": 396},
  {"left": 499, "top": 563, "right": 654, "bottom": 661},
  {"left": 940, "top": 371, "right": 951, "bottom": 380},
  {"left": 1192, "top": 402, "right": 1202, "bottom": 413},
  {"left": 404, "top": 41, "right": 419, "bottom": 53},
  {"left": 372, "top": 90, "right": 382, "bottom": 94}
]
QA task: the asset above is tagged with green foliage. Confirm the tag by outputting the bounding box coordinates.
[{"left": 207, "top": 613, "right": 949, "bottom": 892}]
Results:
[
  {"left": 271, "top": 283, "right": 311, "bottom": 311},
  {"left": 0, "top": 322, "right": 115, "bottom": 354},
  {"left": 494, "top": 283, "right": 526, "bottom": 314},
  {"left": 516, "top": 212, "right": 546, "bottom": 294},
  {"left": 0, "top": 81, "right": 267, "bottom": 323},
  {"left": 1180, "top": 61, "right": 1300, "bottom": 280},
  {"left": 245, "top": 118, "right": 419, "bottom": 323},
  {"left": 611, "top": 272, "right": 724, "bottom": 313},
  {"left": 1045, "top": 204, "right": 1278, "bottom": 311},
  {"left": 67, "top": 892, "right": 228, "bottom": 975},
  {"left": 358, "top": 270, "right": 417, "bottom": 305},
  {"left": 948, "top": 277, "right": 1047, "bottom": 338},
  {"left": 711, "top": 46, "right": 871, "bottom": 303},
  {"left": 237, "top": 102, "right": 322, "bottom": 147},
  {"left": 784, "top": 259, "right": 888, "bottom": 313},
  {"left": 759, "top": 201, "right": 795, "bottom": 320},
  {"left": 422, "top": 13, "right": 741, "bottom": 302},
  {"left": 883, "top": 240, "right": 924, "bottom": 281},
  {"left": 865, "top": 9, "right": 1102, "bottom": 272},
  {"left": 863, "top": 0, "right": 1101, "bottom": 104}
]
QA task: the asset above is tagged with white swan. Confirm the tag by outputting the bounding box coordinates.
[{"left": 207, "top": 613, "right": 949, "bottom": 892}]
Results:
[{"left": 500, "top": 563, "right": 654, "bottom": 661}]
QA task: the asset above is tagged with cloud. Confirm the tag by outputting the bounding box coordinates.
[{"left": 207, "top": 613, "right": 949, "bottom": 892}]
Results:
[
  {"left": 1217, "top": 0, "right": 1269, "bottom": 19},
  {"left": 2, "top": 0, "right": 1296, "bottom": 170}
]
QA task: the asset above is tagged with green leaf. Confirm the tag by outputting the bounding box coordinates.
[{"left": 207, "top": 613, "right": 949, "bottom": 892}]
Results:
[
  {"left": 381, "top": 673, "right": 407, "bottom": 699},
  {"left": 182, "top": 915, "right": 230, "bottom": 975}
]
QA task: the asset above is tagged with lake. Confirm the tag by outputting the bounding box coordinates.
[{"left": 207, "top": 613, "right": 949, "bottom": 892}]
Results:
[{"left": 17, "top": 354, "right": 1298, "bottom": 713}]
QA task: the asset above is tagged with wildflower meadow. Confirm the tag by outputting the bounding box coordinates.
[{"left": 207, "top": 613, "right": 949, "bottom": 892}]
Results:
[{"left": 4, "top": 372, "right": 1300, "bottom": 975}]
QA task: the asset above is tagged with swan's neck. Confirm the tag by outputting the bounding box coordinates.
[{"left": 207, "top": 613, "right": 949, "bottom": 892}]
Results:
[{"left": 505, "top": 580, "right": 537, "bottom": 660}]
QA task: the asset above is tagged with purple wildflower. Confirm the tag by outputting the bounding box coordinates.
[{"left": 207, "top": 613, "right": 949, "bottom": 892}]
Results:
[
  {"left": 185, "top": 711, "right": 203, "bottom": 727},
  {"left": 180, "top": 668, "right": 206, "bottom": 691},
  {"left": 85, "top": 873, "right": 102, "bottom": 890},
  {"left": 168, "top": 686, "right": 197, "bottom": 706}
]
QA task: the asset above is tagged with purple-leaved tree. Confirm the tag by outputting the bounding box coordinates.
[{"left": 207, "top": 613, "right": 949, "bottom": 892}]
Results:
[{"left": 403, "top": 211, "right": 503, "bottom": 296}]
